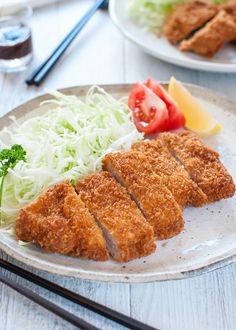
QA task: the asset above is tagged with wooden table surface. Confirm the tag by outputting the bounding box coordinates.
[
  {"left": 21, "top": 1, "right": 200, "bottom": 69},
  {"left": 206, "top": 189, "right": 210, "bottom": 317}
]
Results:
[{"left": 0, "top": 1, "right": 236, "bottom": 329}]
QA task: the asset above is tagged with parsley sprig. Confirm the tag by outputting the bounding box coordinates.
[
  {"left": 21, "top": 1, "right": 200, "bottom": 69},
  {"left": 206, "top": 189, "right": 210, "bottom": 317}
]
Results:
[{"left": 0, "top": 145, "right": 26, "bottom": 221}]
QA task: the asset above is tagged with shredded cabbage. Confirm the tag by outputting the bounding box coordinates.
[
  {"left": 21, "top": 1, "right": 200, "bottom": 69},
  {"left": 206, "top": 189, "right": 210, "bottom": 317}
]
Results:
[
  {"left": 0, "top": 86, "right": 143, "bottom": 225},
  {"left": 128, "top": 0, "right": 229, "bottom": 33}
]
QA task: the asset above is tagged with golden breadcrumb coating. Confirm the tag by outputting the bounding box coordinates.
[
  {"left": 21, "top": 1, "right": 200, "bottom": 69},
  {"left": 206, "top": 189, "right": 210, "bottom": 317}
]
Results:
[
  {"left": 76, "top": 172, "right": 156, "bottom": 262},
  {"left": 132, "top": 140, "right": 208, "bottom": 208},
  {"left": 179, "top": 10, "right": 236, "bottom": 57},
  {"left": 164, "top": 1, "right": 218, "bottom": 44},
  {"left": 222, "top": 0, "right": 236, "bottom": 18},
  {"left": 160, "top": 131, "right": 236, "bottom": 203},
  {"left": 103, "top": 151, "right": 184, "bottom": 240},
  {"left": 15, "top": 181, "right": 108, "bottom": 261}
]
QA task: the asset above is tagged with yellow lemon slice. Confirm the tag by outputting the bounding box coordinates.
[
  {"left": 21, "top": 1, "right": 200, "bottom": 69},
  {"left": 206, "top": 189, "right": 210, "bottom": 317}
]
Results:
[{"left": 168, "top": 76, "right": 222, "bottom": 137}]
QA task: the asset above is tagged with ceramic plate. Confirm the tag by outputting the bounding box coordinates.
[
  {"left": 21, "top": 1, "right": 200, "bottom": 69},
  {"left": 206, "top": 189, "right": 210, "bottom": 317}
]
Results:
[
  {"left": 109, "top": 0, "right": 236, "bottom": 73},
  {"left": 0, "top": 0, "right": 59, "bottom": 10},
  {"left": 0, "top": 83, "right": 236, "bottom": 283}
]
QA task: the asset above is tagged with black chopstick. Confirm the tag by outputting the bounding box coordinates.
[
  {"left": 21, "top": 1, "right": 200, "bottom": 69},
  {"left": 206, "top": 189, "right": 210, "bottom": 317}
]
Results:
[
  {"left": 0, "top": 272, "right": 99, "bottom": 330},
  {"left": 26, "top": 0, "right": 107, "bottom": 86},
  {"left": 0, "top": 258, "right": 158, "bottom": 330}
]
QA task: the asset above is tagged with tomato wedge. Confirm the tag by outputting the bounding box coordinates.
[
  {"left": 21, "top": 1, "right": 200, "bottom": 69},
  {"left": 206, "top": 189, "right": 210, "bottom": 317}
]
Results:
[
  {"left": 128, "top": 82, "right": 169, "bottom": 134},
  {"left": 146, "top": 78, "right": 186, "bottom": 130}
]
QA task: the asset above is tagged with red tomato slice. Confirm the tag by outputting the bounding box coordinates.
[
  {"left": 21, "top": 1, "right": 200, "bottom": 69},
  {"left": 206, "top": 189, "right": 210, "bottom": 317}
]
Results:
[
  {"left": 128, "top": 82, "right": 169, "bottom": 134},
  {"left": 146, "top": 78, "right": 186, "bottom": 130}
]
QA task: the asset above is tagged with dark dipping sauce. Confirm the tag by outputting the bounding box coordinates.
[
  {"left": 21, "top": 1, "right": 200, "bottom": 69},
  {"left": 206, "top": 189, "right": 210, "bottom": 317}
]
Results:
[{"left": 0, "top": 18, "right": 32, "bottom": 60}]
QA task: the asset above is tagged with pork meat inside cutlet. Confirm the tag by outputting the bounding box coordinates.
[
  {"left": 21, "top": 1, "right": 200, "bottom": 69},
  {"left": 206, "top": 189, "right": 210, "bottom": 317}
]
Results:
[
  {"left": 76, "top": 172, "right": 156, "bottom": 262},
  {"left": 179, "top": 10, "right": 236, "bottom": 57},
  {"left": 160, "top": 131, "right": 236, "bottom": 203},
  {"left": 132, "top": 140, "right": 208, "bottom": 208},
  {"left": 103, "top": 151, "right": 184, "bottom": 240},
  {"left": 15, "top": 181, "right": 108, "bottom": 261},
  {"left": 163, "top": 1, "right": 218, "bottom": 45}
]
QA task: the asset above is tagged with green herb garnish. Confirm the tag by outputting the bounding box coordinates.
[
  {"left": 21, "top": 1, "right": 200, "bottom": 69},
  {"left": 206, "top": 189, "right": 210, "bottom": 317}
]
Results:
[{"left": 0, "top": 145, "right": 26, "bottom": 221}]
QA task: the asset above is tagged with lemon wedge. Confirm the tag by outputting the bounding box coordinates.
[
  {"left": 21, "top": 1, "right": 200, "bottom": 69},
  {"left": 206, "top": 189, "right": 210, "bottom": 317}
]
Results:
[{"left": 168, "top": 76, "right": 222, "bottom": 137}]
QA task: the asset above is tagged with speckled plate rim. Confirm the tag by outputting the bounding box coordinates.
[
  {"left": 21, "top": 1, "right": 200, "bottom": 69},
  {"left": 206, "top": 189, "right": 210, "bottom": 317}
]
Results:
[
  {"left": 1, "top": 237, "right": 236, "bottom": 283},
  {"left": 109, "top": 0, "right": 236, "bottom": 73},
  {"left": 0, "top": 83, "right": 236, "bottom": 283}
]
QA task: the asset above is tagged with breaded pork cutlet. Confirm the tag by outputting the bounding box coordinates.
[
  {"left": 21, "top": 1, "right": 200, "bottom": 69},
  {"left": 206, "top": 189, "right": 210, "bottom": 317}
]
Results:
[
  {"left": 15, "top": 182, "right": 108, "bottom": 261},
  {"left": 222, "top": 0, "right": 236, "bottom": 17},
  {"left": 179, "top": 10, "right": 236, "bottom": 57},
  {"left": 222, "top": 0, "right": 236, "bottom": 37},
  {"left": 103, "top": 151, "right": 184, "bottom": 240},
  {"left": 163, "top": 1, "right": 218, "bottom": 45},
  {"left": 160, "top": 131, "right": 236, "bottom": 203},
  {"left": 132, "top": 140, "right": 208, "bottom": 208},
  {"left": 76, "top": 172, "right": 156, "bottom": 262}
]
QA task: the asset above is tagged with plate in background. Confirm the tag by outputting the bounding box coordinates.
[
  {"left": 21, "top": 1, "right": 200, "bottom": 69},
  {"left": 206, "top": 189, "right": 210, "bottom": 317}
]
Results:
[
  {"left": 0, "top": 83, "right": 236, "bottom": 282},
  {"left": 0, "top": 0, "right": 64, "bottom": 14},
  {"left": 109, "top": 0, "right": 236, "bottom": 73}
]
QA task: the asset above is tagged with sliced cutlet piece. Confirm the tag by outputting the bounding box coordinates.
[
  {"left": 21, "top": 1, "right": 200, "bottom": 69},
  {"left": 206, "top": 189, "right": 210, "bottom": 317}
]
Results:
[
  {"left": 160, "top": 131, "right": 236, "bottom": 203},
  {"left": 179, "top": 10, "right": 236, "bottom": 57},
  {"left": 163, "top": 1, "right": 218, "bottom": 45},
  {"left": 223, "top": 1, "right": 236, "bottom": 43},
  {"left": 15, "top": 181, "right": 108, "bottom": 261},
  {"left": 103, "top": 151, "right": 184, "bottom": 240},
  {"left": 76, "top": 172, "right": 156, "bottom": 262},
  {"left": 222, "top": 1, "right": 236, "bottom": 17},
  {"left": 132, "top": 140, "right": 208, "bottom": 208}
]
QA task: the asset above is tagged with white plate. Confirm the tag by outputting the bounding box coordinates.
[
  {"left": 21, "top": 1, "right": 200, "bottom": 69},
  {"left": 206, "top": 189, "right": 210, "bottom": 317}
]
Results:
[
  {"left": 109, "top": 0, "right": 236, "bottom": 73},
  {"left": 0, "top": 83, "right": 236, "bottom": 283},
  {"left": 0, "top": 0, "right": 59, "bottom": 9}
]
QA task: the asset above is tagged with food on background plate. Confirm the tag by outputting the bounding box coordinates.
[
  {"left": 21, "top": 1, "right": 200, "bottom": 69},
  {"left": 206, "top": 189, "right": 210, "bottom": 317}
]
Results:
[
  {"left": 129, "top": 0, "right": 236, "bottom": 58},
  {"left": 163, "top": 1, "right": 218, "bottom": 45},
  {"left": 168, "top": 77, "right": 222, "bottom": 137},
  {"left": 128, "top": 0, "right": 225, "bottom": 34},
  {"left": 103, "top": 150, "right": 184, "bottom": 240},
  {"left": 76, "top": 172, "right": 156, "bottom": 262},
  {"left": 179, "top": 9, "right": 236, "bottom": 57},
  {"left": 15, "top": 181, "right": 109, "bottom": 261},
  {"left": 160, "top": 131, "right": 236, "bottom": 203},
  {"left": 132, "top": 139, "right": 208, "bottom": 208}
]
